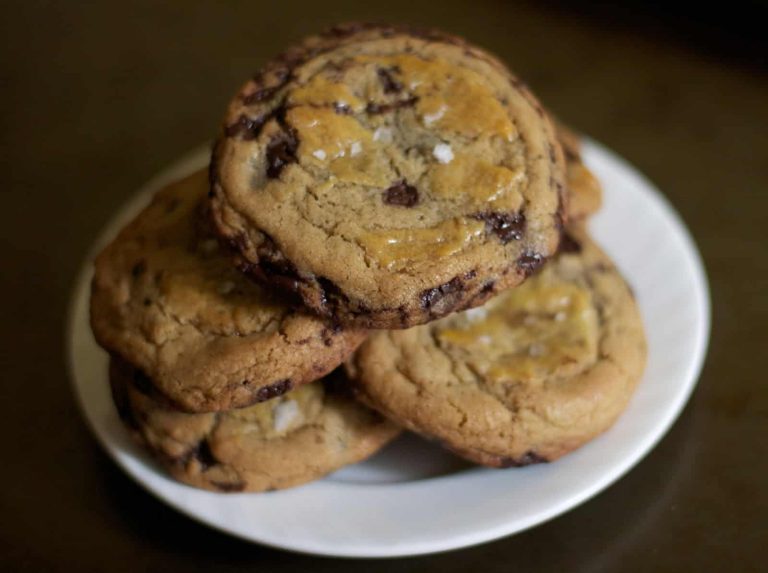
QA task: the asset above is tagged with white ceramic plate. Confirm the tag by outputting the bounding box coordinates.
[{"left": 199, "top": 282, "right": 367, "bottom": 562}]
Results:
[{"left": 67, "top": 139, "right": 710, "bottom": 558}]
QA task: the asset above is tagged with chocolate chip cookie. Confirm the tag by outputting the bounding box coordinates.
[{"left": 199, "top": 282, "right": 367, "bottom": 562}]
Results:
[
  {"left": 110, "top": 358, "right": 399, "bottom": 492},
  {"left": 210, "top": 23, "right": 566, "bottom": 328},
  {"left": 346, "top": 228, "right": 646, "bottom": 466},
  {"left": 90, "top": 170, "right": 366, "bottom": 412}
]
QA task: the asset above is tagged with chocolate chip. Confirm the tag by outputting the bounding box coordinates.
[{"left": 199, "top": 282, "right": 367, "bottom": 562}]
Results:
[
  {"left": 471, "top": 212, "right": 525, "bottom": 243},
  {"left": 245, "top": 260, "right": 300, "bottom": 293},
  {"left": 377, "top": 67, "right": 403, "bottom": 93},
  {"left": 559, "top": 232, "right": 582, "bottom": 254},
  {"left": 225, "top": 114, "right": 269, "bottom": 140},
  {"left": 131, "top": 260, "right": 146, "bottom": 278},
  {"left": 242, "top": 85, "right": 281, "bottom": 105},
  {"left": 548, "top": 144, "right": 556, "bottom": 164},
  {"left": 383, "top": 180, "right": 419, "bottom": 207},
  {"left": 191, "top": 440, "right": 218, "bottom": 471},
  {"left": 256, "top": 379, "right": 292, "bottom": 402},
  {"left": 366, "top": 96, "right": 418, "bottom": 114},
  {"left": 317, "top": 276, "right": 350, "bottom": 310},
  {"left": 242, "top": 68, "right": 291, "bottom": 105},
  {"left": 517, "top": 252, "right": 545, "bottom": 277},
  {"left": 265, "top": 127, "right": 298, "bottom": 178},
  {"left": 421, "top": 276, "right": 464, "bottom": 311},
  {"left": 498, "top": 451, "right": 548, "bottom": 468},
  {"left": 233, "top": 234, "right": 305, "bottom": 295}
]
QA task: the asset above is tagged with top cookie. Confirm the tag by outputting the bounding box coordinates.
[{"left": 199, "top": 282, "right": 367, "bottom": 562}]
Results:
[
  {"left": 211, "top": 23, "right": 565, "bottom": 328},
  {"left": 90, "top": 170, "right": 366, "bottom": 412}
]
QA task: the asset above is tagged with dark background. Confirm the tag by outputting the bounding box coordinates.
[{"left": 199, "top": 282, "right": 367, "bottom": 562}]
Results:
[{"left": 1, "top": 1, "right": 766, "bottom": 571}]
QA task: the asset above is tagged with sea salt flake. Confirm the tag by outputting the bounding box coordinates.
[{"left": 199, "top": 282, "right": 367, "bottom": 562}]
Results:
[
  {"left": 373, "top": 127, "right": 393, "bottom": 143},
  {"left": 273, "top": 400, "right": 300, "bottom": 432},
  {"left": 433, "top": 143, "right": 454, "bottom": 164}
]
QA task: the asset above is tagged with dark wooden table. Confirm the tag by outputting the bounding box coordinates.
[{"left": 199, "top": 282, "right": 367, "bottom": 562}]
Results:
[{"left": 1, "top": 2, "right": 765, "bottom": 571}]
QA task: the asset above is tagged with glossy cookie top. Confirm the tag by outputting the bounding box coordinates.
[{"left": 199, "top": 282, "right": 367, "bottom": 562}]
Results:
[
  {"left": 90, "top": 170, "right": 366, "bottom": 412},
  {"left": 211, "top": 23, "right": 565, "bottom": 328}
]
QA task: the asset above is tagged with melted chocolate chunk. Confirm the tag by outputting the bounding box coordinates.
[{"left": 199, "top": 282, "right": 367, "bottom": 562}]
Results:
[
  {"left": 265, "top": 127, "right": 298, "bottom": 178},
  {"left": 243, "top": 68, "right": 291, "bottom": 105},
  {"left": 237, "top": 257, "right": 302, "bottom": 295},
  {"left": 377, "top": 67, "right": 403, "bottom": 93},
  {"left": 256, "top": 379, "right": 292, "bottom": 402},
  {"left": 420, "top": 274, "right": 467, "bottom": 314},
  {"left": 498, "top": 451, "right": 548, "bottom": 468},
  {"left": 317, "top": 277, "right": 350, "bottom": 312},
  {"left": 383, "top": 180, "right": 419, "bottom": 207},
  {"left": 191, "top": 440, "right": 218, "bottom": 471},
  {"left": 243, "top": 85, "right": 281, "bottom": 105},
  {"left": 366, "top": 96, "right": 418, "bottom": 114},
  {"left": 225, "top": 113, "right": 269, "bottom": 140},
  {"left": 234, "top": 234, "right": 305, "bottom": 294},
  {"left": 517, "top": 252, "right": 545, "bottom": 277},
  {"left": 472, "top": 212, "right": 525, "bottom": 243}
]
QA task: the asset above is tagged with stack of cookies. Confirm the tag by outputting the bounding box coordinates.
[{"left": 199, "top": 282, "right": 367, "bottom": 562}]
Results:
[{"left": 90, "top": 23, "right": 646, "bottom": 492}]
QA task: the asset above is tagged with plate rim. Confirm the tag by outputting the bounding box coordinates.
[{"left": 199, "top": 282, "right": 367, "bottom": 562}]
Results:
[{"left": 66, "top": 138, "right": 711, "bottom": 558}]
